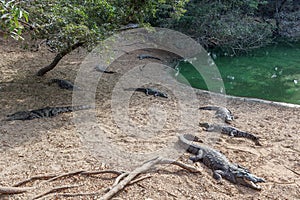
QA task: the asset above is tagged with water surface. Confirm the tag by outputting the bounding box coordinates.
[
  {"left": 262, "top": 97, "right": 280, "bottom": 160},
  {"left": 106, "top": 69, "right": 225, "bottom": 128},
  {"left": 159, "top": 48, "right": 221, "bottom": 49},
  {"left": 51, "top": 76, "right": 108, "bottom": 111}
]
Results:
[{"left": 176, "top": 42, "right": 300, "bottom": 104}]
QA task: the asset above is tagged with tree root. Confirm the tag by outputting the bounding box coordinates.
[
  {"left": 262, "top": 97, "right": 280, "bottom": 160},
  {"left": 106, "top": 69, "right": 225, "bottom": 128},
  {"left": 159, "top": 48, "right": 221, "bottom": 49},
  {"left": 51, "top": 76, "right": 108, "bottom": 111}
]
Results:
[
  {"left": 13, "top": 174, "right": 57, "bottom": 187},
  {"left": 0, "top": 186, "right": 34, "bottom": 194},
  {"left": 100, "top": 156, "right": 201, "bottom": 200},
  {"left": 32, "top": 185, "right": 81, "bottom": 200},
  {"left": 0, "top": 157, "right": 201, "bottom": 200}
]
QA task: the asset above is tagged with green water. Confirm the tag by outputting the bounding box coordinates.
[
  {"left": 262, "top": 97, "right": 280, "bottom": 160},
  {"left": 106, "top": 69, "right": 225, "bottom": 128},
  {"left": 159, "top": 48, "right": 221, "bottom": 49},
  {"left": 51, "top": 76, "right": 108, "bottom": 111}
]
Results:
[{"left": 177, "top": 42, "right": 300, "bottom": 105}]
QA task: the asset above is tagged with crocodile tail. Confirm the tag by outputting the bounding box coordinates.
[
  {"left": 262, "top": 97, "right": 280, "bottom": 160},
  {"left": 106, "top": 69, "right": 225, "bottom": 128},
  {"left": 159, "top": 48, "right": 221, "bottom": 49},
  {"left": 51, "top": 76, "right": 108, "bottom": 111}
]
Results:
[
  {"left": 199, "top": 106, "right": 220, "bottom": 110},
  {"left": 236, "top": 131, "right": 261, "bottom": 145},
  {"left": 49, "top": 78, "right": 59, "bottom": 83},
  {"left": 178, "top": 134, "right": 202, "bottom": 155},
  {"left": 49, "top": 79, "right": 60, "bottom": 85},
  {"left": 52, "top": 105, "right": 92, "bottom": 115},
  {"left": 70, "top": 105, "right": 93, "bottom": 111},
  {"left": 124, "top": 87, "right": 135, "bottom": 91},
  {"left": 199, "top": 122, "right": 210, "bottom": 128}
]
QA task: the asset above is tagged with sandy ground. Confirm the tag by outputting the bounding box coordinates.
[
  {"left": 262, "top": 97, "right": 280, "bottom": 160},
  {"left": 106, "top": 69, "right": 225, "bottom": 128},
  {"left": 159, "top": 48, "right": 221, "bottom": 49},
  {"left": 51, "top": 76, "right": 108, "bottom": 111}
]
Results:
[{"left": 0, "top": 37, "right": 299, "bottom": 200}]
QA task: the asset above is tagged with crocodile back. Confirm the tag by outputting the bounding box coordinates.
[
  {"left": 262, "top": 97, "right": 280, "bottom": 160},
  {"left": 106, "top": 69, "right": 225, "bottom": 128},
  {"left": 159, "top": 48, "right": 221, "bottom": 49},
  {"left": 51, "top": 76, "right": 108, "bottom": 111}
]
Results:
[
  {"left": 201, "top": 148, "right": 230, "bottom": 171},
  {"left": 6, "top": 105, "right": 92, "bottom": 120},
  {"left": 179, "top": 134, "right": 230, "bottom": 170}
]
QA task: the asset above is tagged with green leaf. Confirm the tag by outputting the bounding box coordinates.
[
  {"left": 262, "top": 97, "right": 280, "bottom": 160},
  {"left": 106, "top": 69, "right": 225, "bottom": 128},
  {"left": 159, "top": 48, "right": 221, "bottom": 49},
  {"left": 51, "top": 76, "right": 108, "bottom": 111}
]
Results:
[{"left": 23, "top": 12, "right": 28, "bottom": 22}]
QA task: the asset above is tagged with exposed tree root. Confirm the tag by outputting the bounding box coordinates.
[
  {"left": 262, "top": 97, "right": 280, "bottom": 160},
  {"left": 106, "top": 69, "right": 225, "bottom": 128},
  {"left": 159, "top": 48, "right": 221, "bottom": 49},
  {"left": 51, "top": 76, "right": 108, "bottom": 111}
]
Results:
[
  {"left": 13, "top": 174, "right": 57, "bottom": 187},
  {"left": 100, "top": 157, "right": 201, "bottom": 200},
  {"left": 0, "top": 186, "right": 33, "bottom": 194},
  {"left": 56, "top": 192, "right": 101, "bottom": 198},
  {"left": 128, "top": 175, "right": 152, "bottom": 185},
  {"left": 0, "top": 157, "right": 200, "bottom": 199},
  {"left": 46, "top": 170, "right": 85, "bottom": 182},
  {"left": 81, "top": 170, "right": 124, "bottom": 176},
  {"left": 32, "top": 184, "right": 81, "bottom": 200}
]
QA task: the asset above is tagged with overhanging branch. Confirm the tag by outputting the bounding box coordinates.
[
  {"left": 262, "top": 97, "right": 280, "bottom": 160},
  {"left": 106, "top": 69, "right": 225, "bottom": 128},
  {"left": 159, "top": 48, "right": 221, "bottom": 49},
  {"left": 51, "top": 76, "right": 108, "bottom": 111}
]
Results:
[{"left": 36, "top": 41, "right": 85, "bottom": 76}]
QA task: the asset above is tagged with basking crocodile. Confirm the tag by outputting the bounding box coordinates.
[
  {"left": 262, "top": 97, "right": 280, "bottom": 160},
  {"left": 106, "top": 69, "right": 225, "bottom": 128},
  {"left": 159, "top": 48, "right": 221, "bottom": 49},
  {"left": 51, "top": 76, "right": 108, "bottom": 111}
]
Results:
[
  {"left": 138, "top": 54, "right": 161, "bottom": 61},
  {"left": 49, "top": 79, "right": 81, "bottom": 91},
  {"left": 118, "top": 23, "right": 139, "bottom": 31},
  {"left": 95, "top": 65, "right": 116, "bottom": 74},
  {"left": 178, "top": 134, "right": 265, "bottom": 190},
  {"left": 6, "top": 105, "right": 92, "bottom": 121},
  {"left": 124, "top": 88, "right": 168, "bottom": 98},
  {"left": 199, "top": 106, "right": 234, "bottom": 123},
  {"left": 199, "top": 123, "right": 261, "bottom": 145}
]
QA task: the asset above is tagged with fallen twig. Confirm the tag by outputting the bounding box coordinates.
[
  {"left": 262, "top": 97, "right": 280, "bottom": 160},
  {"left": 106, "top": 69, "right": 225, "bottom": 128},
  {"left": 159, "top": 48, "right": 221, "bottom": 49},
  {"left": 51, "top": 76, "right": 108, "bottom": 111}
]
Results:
[{"left": 284, "top": 166, "right": 300, "bottom": 176}]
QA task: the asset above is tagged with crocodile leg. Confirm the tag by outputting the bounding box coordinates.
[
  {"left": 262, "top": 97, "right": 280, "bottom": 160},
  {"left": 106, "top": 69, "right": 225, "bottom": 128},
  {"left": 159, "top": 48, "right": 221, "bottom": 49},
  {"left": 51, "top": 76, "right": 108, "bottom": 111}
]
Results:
[
  {"left": 228, "top": 129, "right": 238, "bottom": 137},
  {"left": 189, "top": 149, "right": 204, "bottom": 162},
  {"left": 235, "top": 164, "right": 250, "bottom": 172},
  {"left": 145, "top": 89, "right": 150, "bottom": 95},
  {"left": 213, "top": 170, "right": 224, "bottom": 181},
  {"left": 206, "top": 126, "right": 216, "bottom": 132}
]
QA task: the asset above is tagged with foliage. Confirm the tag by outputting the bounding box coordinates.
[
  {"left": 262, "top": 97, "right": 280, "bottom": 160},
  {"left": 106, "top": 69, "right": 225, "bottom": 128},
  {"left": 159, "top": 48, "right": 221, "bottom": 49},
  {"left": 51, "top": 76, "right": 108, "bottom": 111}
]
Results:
[
  {"left": 2, "top": 0, "right": 298, "bottom": 56},
  {"left": 0, "top": 0, "right": 29, "bottom": 40},
  {"left": 22, "top": 0, "right": 188, "bottom": 52},
  {"left": 154, "top": 0, "right": 276, "bottom": 55}
]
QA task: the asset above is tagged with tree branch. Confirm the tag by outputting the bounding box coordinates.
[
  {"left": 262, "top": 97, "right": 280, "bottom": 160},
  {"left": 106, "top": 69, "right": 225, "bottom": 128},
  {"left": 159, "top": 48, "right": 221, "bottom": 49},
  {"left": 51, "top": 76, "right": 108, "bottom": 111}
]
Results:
[{"left": 36, "top": 41, "right": 85, "bottom": 76}]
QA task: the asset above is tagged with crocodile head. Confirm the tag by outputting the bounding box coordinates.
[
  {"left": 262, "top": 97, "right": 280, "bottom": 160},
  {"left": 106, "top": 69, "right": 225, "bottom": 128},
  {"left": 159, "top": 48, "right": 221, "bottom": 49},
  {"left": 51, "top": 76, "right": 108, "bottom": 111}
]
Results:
[
  {"left": 199, "top": 122, "right": 210, "bottom": 128},
  {"left": 224, "top": 112, "right": 234, "bottom": 123},
  {"left": 225, "top": 115, "right": 234, "bottom": 123},
  {"left": 6, "top": 111, "right": 31, "bottom": 121},
  {"left": 157, "top": 92, "right": 168, "bottom": 98},
  {"left": 235, "top": 170, "right": 265, "bottom": 190},
  {"left": 215, "top": 109, "right": 234, "bottom": 123}
]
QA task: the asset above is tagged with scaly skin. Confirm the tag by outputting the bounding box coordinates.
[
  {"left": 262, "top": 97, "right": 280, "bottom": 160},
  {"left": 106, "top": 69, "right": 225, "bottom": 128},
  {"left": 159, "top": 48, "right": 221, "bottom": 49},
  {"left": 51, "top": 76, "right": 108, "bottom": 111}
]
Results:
[
  {"left": 124, "top": 88, "right": 168, "bottom": 98},
  {"left": 137, "top": 54, "right": 161, "bottom": 61},
  {"left": 95, "top": 65, "right": 116, "bottom": 74},
  {"left": 178, "top": 134, "right": 265, "bottom": 190},
  {"left": 199, "top": 123, "right": 261, "bottom": 145},
  {"left": 49, "top": 79, "right": 81, "bottom": 91},
  {"left": 199, "top": 106, "right": 234, "bottom": 123},
  {"left": 6, "top": 105, "right": 92, "bottom": 121}
]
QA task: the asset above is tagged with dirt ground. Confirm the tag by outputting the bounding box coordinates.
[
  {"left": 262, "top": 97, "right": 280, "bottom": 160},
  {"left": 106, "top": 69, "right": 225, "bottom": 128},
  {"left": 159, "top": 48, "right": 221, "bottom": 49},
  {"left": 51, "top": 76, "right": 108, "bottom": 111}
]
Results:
[{"left": 0, "top": 37, "right": 299, "bottom": 200}]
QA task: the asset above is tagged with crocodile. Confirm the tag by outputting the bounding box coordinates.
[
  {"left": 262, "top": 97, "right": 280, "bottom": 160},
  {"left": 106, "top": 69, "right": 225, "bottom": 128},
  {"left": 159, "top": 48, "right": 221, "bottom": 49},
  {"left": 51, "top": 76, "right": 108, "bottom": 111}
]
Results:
[
  {"left": 6, "top": 105, "right": 92, "bottom": 121},
  {"left": 137, "top": 54, "right": 161, "bottom": 61},
  {"left": 199, "top": 123, "right": 261, "bottom": 145},
  {"left": 49, "top": 79, "right": 81, "bottom": 91},
  {"left": 199, "top": 106, "right": 234, "bottom": 123},
  {"left": 118, "top": 23, "right": 139, "bottom": 31},
  {"left": 95, "top": 65, "right": 116, "bottom": 74},
  {"left": 178, "top": 134, "right": 265, "bottom": 190},
  {"left": 124, "top": 88, "right": 168, "bottom": 98}
]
